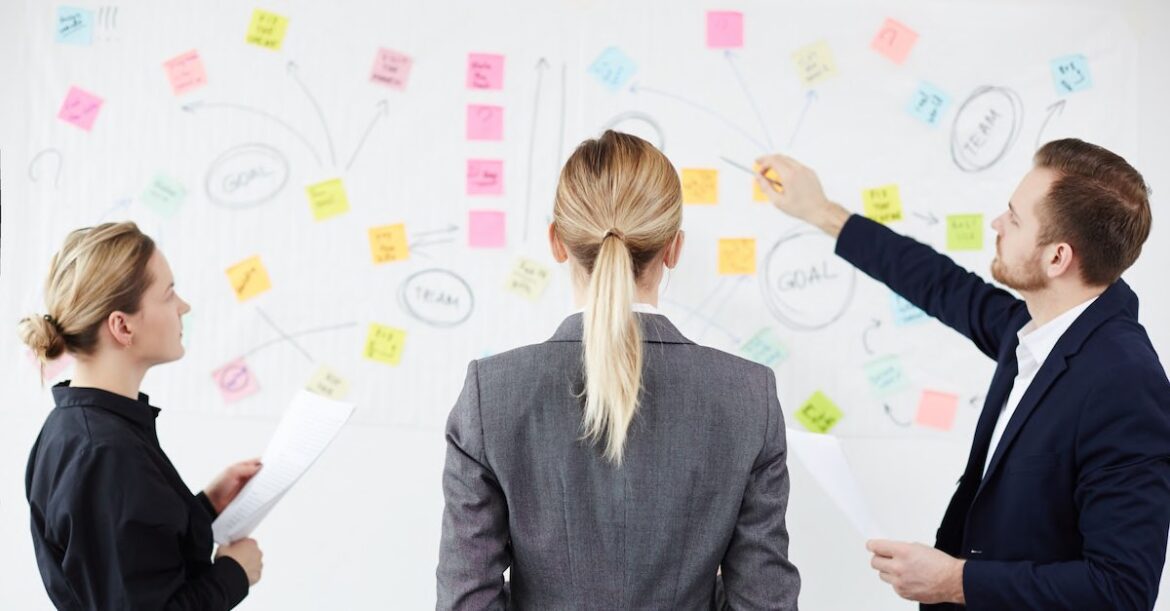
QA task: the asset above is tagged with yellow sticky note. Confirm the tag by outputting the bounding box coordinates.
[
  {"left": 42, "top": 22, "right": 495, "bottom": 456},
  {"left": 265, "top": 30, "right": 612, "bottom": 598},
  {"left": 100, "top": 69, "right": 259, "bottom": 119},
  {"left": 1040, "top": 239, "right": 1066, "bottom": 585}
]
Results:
[
  {"left": 225, "top": 255, "right": 272, "bottom": 302},
  {"left": 862, "top": 184, "right": 903, "bottom": 224},
  {"left": 306, "top": 365, "right": 350, "bottom": 400},
  {"left": 368, "top": 224, "right": 409, "bottom": 264},
  {"left": 306, "top": 178, "right": 350, "bottom": 221},
  {"left": 682, "top": 168, "right": 718, "bottom": 205},
  {"left": 796, "top": 390, "right": 844, "bottom": 434},
  {"left": 505, "top": 256, "right": 552, "bottom": 301},
  {"left": 718, "top": 238, "right": 757, "bottom": 275},
  {"left": 752, "top": 166, "right": 782, "bottom": 202},
  {"left": 947, "top": 214, "right": 984, "bottom": 251},
  {"left": 363, "top": 323, "right": 406, "bottom": 365},
  {"left": 245, "top": 8, "right": 289, "bottom": 50},
  {"left": 792, "top": 40, "right": 838, "bottom": 87}
]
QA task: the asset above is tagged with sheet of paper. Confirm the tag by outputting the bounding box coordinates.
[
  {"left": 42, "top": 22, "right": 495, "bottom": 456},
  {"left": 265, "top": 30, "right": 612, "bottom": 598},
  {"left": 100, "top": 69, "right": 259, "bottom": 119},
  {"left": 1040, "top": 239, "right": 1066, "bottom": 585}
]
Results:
[
  {"left": 212, "top": 390, "right": 355, "bottom": 544},
  {"left": 787, "top": 430, "right": 885, "bottom": 539}
]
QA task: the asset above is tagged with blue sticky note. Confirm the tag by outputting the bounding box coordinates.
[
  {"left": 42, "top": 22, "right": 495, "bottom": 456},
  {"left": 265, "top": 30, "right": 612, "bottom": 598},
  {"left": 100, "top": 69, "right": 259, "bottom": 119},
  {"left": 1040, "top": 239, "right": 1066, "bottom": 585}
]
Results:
[
  {"left": 588, "top": 47, "right": 637, "bottom": 92},
  {"left": 865, "top": 355, "right": 910, "bottom": 397},
  {"left": 739, "top": 328, "right": 789, "bottom": 368},
  {"left": 56, "top": 6, "right": 93, "bottom": 45},
  {"left": 1050, "top": 54, "right": 1092, "bottom": 95},
  {"left": 891, "top": 292, "right": 928, "bottom": 325},
  {"left": 907, "top": 82, "right": 951, "bottom": 127}
]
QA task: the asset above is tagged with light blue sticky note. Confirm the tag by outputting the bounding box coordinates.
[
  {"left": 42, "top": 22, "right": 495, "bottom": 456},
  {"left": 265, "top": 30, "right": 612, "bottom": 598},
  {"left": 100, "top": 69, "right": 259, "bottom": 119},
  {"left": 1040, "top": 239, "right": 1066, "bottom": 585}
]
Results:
[
  {"left": 141, "top": 174, "right": 187, "bottom": 218},
  {"left": 907, "top": 82, "right": 951, "bottom": 127},
  {"left": 739, "top": 327, "right": 789, "bottom": 368},
  {"left": 56, "top": 6, "right": 93, "bottom": 45},
  {"left": 587, "top": 47, "right": 638, "bottom": 92},
  {"left": 865, "top": 355, "right": 909, "bottom": 397},
  {"left": 890, "top": 292, "right": 928, "bottom": 326},
  {"left": 1050, "top": 54, "right": 1092, "bottom": 95}
]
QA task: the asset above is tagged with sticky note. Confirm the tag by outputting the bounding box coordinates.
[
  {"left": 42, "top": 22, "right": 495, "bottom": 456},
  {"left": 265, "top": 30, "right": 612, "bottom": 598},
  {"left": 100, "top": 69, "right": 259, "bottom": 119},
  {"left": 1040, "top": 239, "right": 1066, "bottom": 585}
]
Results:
[
  {"left": 505, "top": 256, "right": 552, "bottom": 301},
  {"left": 368, "top": 223, "right": 409, "bottom": 263},
  {"left": 225, "top": 255, "right": 272, "bottom": 302},
  {"left": 469, "top": 210, "right": 506, "bottom": 248},
  {"left": 57, "top": 86, "right": 103, "bottom": 131},
  {"left": 862, "top": 184, "right": 903, "bottom": 224},
  {"left": 212, "top": 358, "right": 260, "bottom": 403},
  {"left": 163, "top": 50, "right": 208, "bottom": 96},
  {"left": 587, "top": 47, "right": 638, "bottom": 92},
  {"left": 141, "top": 174, "right": 187, "bottom": 218},
  {"left": 916, "top": 390, "right": 959, "bottom": 431},
  {"left": 739, "top": 328, "right": 788, "bottom": 368},
  {"left": 466, "top": 53, "right": 504, "bottom": 90},
  {"left": 467, "top": 159, "right": 504, "bottom": 195},
  {"left": 306, "top": 178, "right": 350, "bottom": 221},
  {"left": 946, "top": 214, "right": 984, "bottom": 251},
  {"left": 306, "top": 365, "right": 350, "bottom": 400},
  {"left": 796, "top": 390, "right": 843, "bottom": 434},
  {"left": 718, "top": 238, "right": 757, "bottom": 275},
  {"left": 370, "top": 48, "right": 412, "bottom": 90},
  {"left": 245, "top": 8, "right": 289, "bottom": 50},
  {"left": 56, "top": 6, "right": 93, "bottom": 45},
  {"left": 907, "top": 82, "right": 951, "bottom": 127},
  {"left": 682, "top": 169, "right": 718, "bottom": 204},
  {"left": 467, "top": 104, "right": 504, "bottom": 141},
  {"left": 752, "top": 166, "right": 781, "bottom": 202},
  {"left": 870, "top": 18, "right": 918, "bottom": 64},
  {"left": 891, "top": 292, "right": 928, "bottom": 325},
  {"left": 792, "top": 40, "right": 838, "bottom": 87},
  {"left": 26, "top": 349, "right": 75, "bottom": 381},
  {"left": 706, "top": 11, "right": 743, "bottom": 49},
  {"left": 364, "top": 323, "right": 406, "bottom": 365},
  {"left": 1050, "top": 54, "right": 1092, "bottom": 95},
  {"left": 865, "top": 355, "right": 909, "bottom": 397}
]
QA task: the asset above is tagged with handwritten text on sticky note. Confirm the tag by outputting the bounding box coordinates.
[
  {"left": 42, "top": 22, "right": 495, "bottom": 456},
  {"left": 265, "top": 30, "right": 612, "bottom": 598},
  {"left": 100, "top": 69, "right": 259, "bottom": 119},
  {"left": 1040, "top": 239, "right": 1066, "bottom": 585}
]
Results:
[
  {"left": 58, "top": 86, "right": 103, "bottom": 131},
  {"left": 865, "top": 355, "right": 909, "bottom": 397},
  {"left": 792, "top": 40, "right": 838, "bottom": 87},
  {"left": 1050, "top": 54, "right": 1092, "bottom": 95},
  {"left": 306, "top": 178, "right": 350, "bottom": 221},
  {"left": 682, "top": 169, "right": 718, "bottom": 204},
  {"left": 871, "top": 18, "right": 918, "bottom": 64},
  {"left": 467, "top": 53, "right": 504, "bottom": 89},
  {"left": 467, "top": 159, "right": 504, "bottom": 195},
  {"left": 56, "top": 6, "right": 93, "bottom": 45},
  {"left": 891, "top": 292, "right": 928, "bottom": 325},
  {"left": 740, "top": 328, "right": 789, "bottom": 368},
  {"left": 364, "top": 323, "right": 406, "bottom": 365},
  {"left": 225, "top": 255, "right": 272, "bottom": 302},
  {"left": 163, "top": 50, "right": 208, "bottom": 96},
  {"left": 718, "top": 238, "right": 757, "bottom": 275},
  {"left": 371, "top": 48, "right": 412, "bottom": 90},
  {"left": 908, "top": 82, "right": 951, "bottom": 127},
  {"left": 245, "top": 8, "right": 288, "bottom": 50},
  {"left": 862, "top": 184, "right": 903, "bottom": 224},
  {"left": 946, "top": 214, "right": 984, "bottom": 251},
  {"left": 588, "top": 47, "right": 638, "bottom": 92},
  {"left": 368, "top": 223, "right": 409, "bottom": 264},
  {"left": 505, "top": 257, "right": 552, "bottom": 301},
  {"left": 306, "top": 365, "right": 350, "bottom": 400},
  {"left": 797, "top": 390, "right": 844, "bottom": 434},
  {"left": 467, "top": 104, "right": 504, "bottom": 141},
  {"left": 212, "top": 357, "right": 260, "bottom": 403},
  {"left": 141, "top": 174, "right": 187, "bottom": 218}
]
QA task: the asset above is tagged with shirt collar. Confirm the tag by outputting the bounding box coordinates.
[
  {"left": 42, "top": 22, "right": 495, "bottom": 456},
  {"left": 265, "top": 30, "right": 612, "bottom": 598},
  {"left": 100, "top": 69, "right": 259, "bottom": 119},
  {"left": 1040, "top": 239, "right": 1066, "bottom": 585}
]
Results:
[
  {"left": 571, "top": 302, "right": 663, "bottom": 316},
  {"left": 51, "top": 381, "right": 161, "bottom": 431},
  {"left": 1017, "top": 296, "right": 1099, "bottom": 365}
]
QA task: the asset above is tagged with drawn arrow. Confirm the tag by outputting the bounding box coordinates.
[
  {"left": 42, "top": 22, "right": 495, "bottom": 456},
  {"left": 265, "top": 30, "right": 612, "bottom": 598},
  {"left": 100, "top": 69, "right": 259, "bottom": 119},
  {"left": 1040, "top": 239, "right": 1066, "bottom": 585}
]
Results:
[
  {"left": 723, "top": 51, "right": 775, "bottom": 149},
  {"left": 630, "top": 82, "right": 770, "bottom": 152},
  {"left": 884, "top": 403, "right": 912, "bottom": 427},
  {"left": 288, "top": 61, "right": 337, "bottom": 167},
  {"left": 912, "top": 211, "right": 940, "bottom": 225},
  {"left": 524, "top": 58, "right": 551, "bottom": 242},
  {"left": 345, "top": 99, "right": 389, "bottom": 171},
  {"left": 788, "top": 90, "right": 818, "bottom": 149},
  {"left": 411, "top": 224, "right": 459, "bottom": 239},
  {"left": 1035, "top": 99, "right": 1066, "bottom": 149},
  {"left": 862, "top": 318, "right": 881, "bottom": 355},
  {"left": 183, "top": 101, "right": 324, "bottom": 167}
]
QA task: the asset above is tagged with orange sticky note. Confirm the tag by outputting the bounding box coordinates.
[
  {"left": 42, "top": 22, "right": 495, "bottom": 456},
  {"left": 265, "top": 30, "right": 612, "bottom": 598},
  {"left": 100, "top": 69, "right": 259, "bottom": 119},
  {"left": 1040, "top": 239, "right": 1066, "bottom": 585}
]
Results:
[
  {"left": 916, "top": 390, "right": 958, "bottom": 431},
  {"left": 369, "top": 223, "right": 409, "bottom": 263},
  {"left": 752, "top": 166, "right": 781, "bottom": 202},
  {"left": 225, "top": 255, "right": 272, "bottom": 302},
  {"left": 718, "top": 238, "right": 757, "bottom": 275},
  {"left": 682, "top": 169, "right": 718, "bottom": 205},
  {"left": 364, "top": 323, "right": 406, "bottom": 365}
]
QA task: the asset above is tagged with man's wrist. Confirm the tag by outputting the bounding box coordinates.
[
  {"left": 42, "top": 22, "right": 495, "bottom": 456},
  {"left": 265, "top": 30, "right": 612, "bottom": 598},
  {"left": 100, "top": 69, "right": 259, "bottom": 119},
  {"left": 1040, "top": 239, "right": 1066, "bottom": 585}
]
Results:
[
  {"left": 811, "top": 201, "right": 851, "bottom": 238},
  {"left": 951, "top": 558, "right": 967, "bottom": 604}
]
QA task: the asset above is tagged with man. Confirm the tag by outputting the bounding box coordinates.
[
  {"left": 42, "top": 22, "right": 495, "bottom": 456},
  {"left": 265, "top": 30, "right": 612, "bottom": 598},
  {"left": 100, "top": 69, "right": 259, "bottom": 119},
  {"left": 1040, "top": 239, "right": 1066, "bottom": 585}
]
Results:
[{"left": 756, "top": 139, "right": 1170, "bottom": 609}]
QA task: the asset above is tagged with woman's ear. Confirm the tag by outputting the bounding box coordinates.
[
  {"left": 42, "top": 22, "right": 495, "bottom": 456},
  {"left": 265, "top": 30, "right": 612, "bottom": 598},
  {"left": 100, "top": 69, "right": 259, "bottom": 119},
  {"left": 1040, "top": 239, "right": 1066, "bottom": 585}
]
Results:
[
  {"left": 663, "top": 230, "right": 685, "bottom": 269},
  {"left": 549, "top": 223, "right": 569, "bottom": 263},
  {"left": 106, "top": 311, "right": 134, "bottom": 348}
]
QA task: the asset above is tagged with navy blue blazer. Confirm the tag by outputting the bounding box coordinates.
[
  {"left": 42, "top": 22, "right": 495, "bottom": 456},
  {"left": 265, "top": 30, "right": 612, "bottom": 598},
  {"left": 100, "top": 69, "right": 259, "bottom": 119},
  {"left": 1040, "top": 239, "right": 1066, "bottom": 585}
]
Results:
[{"left": 836, "top": 215, "right": 1170, "bottom": 610}]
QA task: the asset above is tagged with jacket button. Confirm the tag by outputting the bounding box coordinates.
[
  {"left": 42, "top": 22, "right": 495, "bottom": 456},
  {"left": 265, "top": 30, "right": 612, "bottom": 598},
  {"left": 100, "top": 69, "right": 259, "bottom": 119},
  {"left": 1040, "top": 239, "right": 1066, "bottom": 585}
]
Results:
[{"left": 969, "top": 549, "right": 983, "bottom": 555}]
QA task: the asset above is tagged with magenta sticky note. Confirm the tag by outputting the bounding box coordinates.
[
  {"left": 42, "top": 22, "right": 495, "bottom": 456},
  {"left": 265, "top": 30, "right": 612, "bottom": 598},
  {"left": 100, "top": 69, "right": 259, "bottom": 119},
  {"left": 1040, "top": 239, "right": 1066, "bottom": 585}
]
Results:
[
  {"left": 469, "top": 210, "right": 506, "bottom": 248},
  {"left": 706, "top": 11, "right": 743, "bottom": 49},
  {"left": 467, "top": 53, "right": 504, "bottom": 90},
  {"left": 916, "top": 390, "right": 958, "bottom": 431},
  {"left": 371, "top": 47, "right": 413, "bottom": 91},
  {"left": 871, "top": 18, "right": 918, "bottom": 65},
  {"left": 212, "top": 357, "right": 260, "bottom": 403},
  {"left": 467, "top": 159, "right": 504, "bottom": 195},
  {"left": 163, "top": 50, "right": 208, "bottom": 96},
  {"left": 58, "top": 86, "right": 104, "bottom": 131},
  {"left": 467, "top": 104, "right": 504, "bottom": 141},
  {"left": 26, "top": 349, "right": 74, "bottom": 381}
]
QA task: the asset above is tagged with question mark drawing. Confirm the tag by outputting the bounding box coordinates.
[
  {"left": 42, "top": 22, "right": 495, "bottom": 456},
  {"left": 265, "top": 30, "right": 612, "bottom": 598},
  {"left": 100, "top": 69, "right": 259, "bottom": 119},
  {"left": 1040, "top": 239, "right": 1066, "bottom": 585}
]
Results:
[{"left": 29, "top": 148, "right": 64, "bottom": 188}]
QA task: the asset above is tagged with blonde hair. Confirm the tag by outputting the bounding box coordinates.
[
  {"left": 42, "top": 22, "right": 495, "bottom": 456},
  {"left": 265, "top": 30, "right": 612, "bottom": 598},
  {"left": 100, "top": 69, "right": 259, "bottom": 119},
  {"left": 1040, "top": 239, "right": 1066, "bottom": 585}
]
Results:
[
  {"left": 18, "top": 222, "right": 156, "bottom": 377},
  {"left": 553, "top": 130, "right": 683, "bottom": 464}
]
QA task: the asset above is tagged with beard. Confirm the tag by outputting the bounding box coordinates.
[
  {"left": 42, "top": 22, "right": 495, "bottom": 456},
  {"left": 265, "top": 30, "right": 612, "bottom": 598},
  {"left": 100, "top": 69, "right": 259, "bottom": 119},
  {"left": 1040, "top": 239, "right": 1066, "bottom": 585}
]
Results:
[{"left": 990, "top": 241, "right": 1048, "bottom": 292}]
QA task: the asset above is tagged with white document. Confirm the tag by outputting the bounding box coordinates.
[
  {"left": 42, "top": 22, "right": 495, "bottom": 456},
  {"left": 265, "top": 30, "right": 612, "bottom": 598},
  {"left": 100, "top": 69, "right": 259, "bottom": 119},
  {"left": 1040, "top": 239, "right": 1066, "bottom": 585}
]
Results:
[
  {"left": 787, "top": 430, "right": 885, "bottom": 539},
  {"left": 212, "top": 390, "right": 355, "bottom": 544}
]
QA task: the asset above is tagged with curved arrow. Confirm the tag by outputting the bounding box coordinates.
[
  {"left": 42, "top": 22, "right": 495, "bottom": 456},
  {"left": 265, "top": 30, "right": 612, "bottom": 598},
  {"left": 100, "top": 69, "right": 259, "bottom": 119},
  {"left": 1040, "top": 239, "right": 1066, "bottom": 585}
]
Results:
[
  {"left": 1035, "top": 99, "right": 1066, "bottom": 149},
  {"left": 183, "top": 101, "right": 324, "bottom": 167},
  {"left": 288, "top": 61, "right": 337, "bottom": 167},
  {"left": 862, "top": 318, "right": 881, "bottom": 355},
  {"left": 883, "top": 403, "right": 912, "bottom": 427},
  {"left": 630, "top": 82, "right": 770, "bottom": 152}
]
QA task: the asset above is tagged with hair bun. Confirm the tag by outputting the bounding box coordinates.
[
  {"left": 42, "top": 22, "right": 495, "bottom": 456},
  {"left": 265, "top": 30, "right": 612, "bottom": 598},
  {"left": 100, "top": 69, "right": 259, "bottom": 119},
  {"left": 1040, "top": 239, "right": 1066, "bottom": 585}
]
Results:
[{"left": 19, "top": 314, "right": 67, "bottom": 362}]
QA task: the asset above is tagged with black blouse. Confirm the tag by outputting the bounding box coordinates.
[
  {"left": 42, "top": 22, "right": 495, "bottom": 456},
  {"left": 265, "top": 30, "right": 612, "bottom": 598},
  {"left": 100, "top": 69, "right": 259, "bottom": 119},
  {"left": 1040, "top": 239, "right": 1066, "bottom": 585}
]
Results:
[{"left": 25, "top": 382, "right": 249, "bottom": 610}]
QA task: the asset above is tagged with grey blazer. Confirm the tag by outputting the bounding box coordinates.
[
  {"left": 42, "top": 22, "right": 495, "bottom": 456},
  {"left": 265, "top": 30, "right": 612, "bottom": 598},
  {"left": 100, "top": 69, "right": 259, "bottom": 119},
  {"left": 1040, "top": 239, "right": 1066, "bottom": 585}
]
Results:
[{"left": 437, "top": 313, "right": 800, "bottom": 610}]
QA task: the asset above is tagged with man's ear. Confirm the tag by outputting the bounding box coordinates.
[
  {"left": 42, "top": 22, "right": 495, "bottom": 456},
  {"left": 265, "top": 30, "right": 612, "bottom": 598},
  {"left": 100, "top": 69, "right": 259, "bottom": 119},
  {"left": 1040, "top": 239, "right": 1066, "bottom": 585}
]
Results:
[{"left": 1045, "top": 241, "right": 1076, "bottom": 280}]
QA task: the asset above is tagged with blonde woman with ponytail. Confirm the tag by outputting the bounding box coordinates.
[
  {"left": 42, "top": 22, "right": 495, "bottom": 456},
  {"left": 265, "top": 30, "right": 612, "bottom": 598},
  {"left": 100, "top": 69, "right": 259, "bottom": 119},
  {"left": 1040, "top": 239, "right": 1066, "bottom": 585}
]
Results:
[
  {"left": 21, "top": 223, "right": 264, "bottom": 610},
  {"left": 438, "top": 131, "right": 800, "bottom": 609}
]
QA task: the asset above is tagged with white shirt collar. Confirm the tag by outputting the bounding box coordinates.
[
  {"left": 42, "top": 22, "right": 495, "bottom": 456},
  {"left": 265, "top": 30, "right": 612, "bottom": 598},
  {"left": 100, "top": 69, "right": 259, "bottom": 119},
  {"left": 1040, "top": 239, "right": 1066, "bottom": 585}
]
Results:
[
  {"left": 571, "top": 303, "right": 662, "bottom": 316},
  {"left": 1016, "top": 296, "right": 1099, "bottom": 365}
]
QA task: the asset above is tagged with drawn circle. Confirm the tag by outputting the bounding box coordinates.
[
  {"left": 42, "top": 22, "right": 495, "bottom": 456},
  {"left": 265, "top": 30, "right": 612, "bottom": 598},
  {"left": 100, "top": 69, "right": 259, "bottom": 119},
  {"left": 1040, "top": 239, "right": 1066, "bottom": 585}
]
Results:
[
  {"left": 217, "top": 364, "right": 250, "bottom": 391},
  {"left": 949, "top": 86, "right": 1024, "bottom": 173},
  {"left": 398, "top": 269, "right": 475, "bottom": 328},
  {"left": 205, "top": 143, "right": 290, "bottom": 208},
  {"left": 760, "top": 229, "right": 856, "bottom": 331},
  {"left": 601, "top": 111, "right": 666, "bottom": 150}
]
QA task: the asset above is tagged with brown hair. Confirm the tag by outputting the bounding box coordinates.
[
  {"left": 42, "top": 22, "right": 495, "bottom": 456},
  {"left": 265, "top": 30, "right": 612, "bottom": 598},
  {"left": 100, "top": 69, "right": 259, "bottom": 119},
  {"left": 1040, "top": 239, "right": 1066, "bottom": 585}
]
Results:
[
  {"left": 553, "top": 130, "right": 683, "bottom": 464},
  {"left": 1033, "top": 138, "right": 1152, "bottom": 286}
]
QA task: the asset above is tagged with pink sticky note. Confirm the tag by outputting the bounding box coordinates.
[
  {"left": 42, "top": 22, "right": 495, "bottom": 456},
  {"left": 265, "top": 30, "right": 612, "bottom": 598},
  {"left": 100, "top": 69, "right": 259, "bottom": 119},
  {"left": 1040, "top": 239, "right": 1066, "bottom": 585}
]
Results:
[
  {"left": 26, "top": 349, "right": 74, "bottom": 381},
  {"left": 870, "top": 18, "right": 918, "bottom": 65},
  {"left": 212, "top": 357, "right": 260, "bottom": 403},
  {"left": 706, "top": 11, "right": 744, "bottom": 49},
  {"left": 916, "top": 390, "right": 958, "bottom": 431},
  {"left": 469, "top": 210, "right": 506, "bottom": 248},
  {"left": 467, "top": 159, "right": 504, "bottom": 195},
  {"left": 163, "top": 50, "right": 207, "bottom": 96},
  {"left": 466, "top": 53, "right": 504, "bottom": 90},
  {"left": 57, "top": 86, "right": 104, "bottom": 131},
  {"left": 371, "top": 47, "right": 413, "bottom": 91},
  {"left": 467, "top": 104, "right": 504, "bottom": 140}
]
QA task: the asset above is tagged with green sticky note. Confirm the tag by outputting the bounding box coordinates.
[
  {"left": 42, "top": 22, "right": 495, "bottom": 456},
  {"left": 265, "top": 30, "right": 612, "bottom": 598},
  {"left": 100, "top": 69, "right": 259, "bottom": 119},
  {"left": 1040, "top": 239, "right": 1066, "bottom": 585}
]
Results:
[
  {"left": 947, "top": 214, "right": 984, "bottom": 251},
  {"left": 740, "top": 327, "right": 788, "bottom": 368},
  {"left": 796, "top": 390, "right": 843, "bottom": 434},
  {"left": 865, "top": 355, "right": 909, "bottom": 397},
  {"left": 141, "top": 173, "right": 187, "bottom": 218}
]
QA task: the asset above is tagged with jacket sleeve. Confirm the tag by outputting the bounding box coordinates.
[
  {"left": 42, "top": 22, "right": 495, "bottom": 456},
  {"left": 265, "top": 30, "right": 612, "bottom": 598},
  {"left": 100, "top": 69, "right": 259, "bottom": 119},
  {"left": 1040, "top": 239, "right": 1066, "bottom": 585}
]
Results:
[
  {"left": 835, "top": 214, "right": 1025, "bottom": 360},
  {"left": 437, "top": 360, "right": 511, "bottom": 611},
  {"left": 720, "top": 368, "right": 801, "bottom": 610}
]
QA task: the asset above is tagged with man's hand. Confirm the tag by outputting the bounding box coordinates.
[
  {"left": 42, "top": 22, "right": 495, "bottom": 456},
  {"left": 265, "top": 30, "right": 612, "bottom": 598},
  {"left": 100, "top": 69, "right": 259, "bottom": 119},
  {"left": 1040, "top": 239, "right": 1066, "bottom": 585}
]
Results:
[
  {"left": 755, "top": 153, "right": 851, "bottom": 237},
  {"left": 867, "top": 539, "right": 966, "bottom": 605},
  {"left": 204, "top": 458, "right": 262, "bottom": 514}
]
